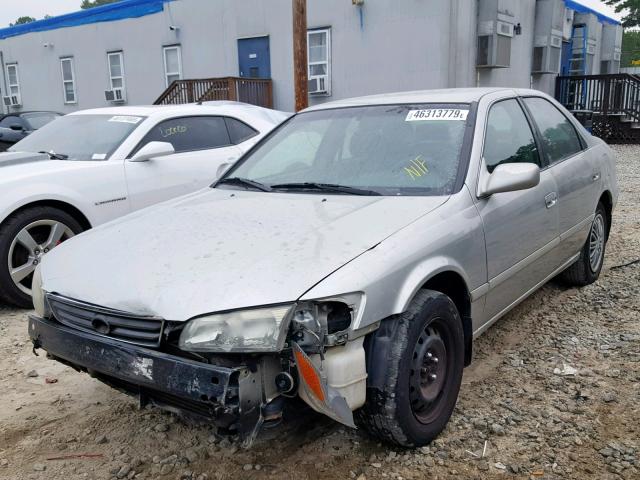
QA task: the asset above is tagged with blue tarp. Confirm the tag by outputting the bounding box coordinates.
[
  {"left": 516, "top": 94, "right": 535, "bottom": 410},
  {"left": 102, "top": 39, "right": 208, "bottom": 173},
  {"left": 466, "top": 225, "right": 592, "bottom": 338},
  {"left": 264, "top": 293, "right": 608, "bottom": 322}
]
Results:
[
  {"left": 565, "top": 0, "right": 621, "bottom": 26},
  {"left": 0, "top": 0, "right": 174, "bottom": 40}
]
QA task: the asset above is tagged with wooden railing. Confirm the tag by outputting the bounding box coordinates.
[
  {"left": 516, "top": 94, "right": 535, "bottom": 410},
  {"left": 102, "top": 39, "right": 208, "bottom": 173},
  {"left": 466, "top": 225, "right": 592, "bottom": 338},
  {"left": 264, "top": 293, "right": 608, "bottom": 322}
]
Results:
[
  {"left": 154, "top": 77, "right": 273, "bottom": 108},
  {"left": 555, "top": 74, "right": 640, "bottom": 121}
]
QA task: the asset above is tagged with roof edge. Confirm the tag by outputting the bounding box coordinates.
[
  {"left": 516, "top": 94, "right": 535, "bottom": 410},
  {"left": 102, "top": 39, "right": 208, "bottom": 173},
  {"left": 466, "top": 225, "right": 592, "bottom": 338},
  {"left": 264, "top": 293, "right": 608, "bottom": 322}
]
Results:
[{"left": 0, "top": 0, "right": 174, "bottom": 41}]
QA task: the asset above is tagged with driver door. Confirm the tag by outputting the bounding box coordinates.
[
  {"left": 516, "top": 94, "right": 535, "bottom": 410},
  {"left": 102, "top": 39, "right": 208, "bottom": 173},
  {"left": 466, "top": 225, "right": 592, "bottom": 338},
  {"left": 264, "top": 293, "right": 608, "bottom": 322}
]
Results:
[
  {"left": 125, "top": 116, "right": 242, "bottom": 210},
  {"left": 475, "top": 98, "right": 560, "bottom": 323}
]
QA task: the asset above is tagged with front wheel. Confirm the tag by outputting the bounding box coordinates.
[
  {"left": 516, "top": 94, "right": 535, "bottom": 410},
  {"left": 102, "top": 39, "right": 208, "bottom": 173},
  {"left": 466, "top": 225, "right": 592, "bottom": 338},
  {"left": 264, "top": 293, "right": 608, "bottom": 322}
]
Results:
[
  {"left": 0, "top": 206, "right": 83, "bottom": 308},
  {"left": 356, "top": 290, "right": 465, "bottom": 447}
]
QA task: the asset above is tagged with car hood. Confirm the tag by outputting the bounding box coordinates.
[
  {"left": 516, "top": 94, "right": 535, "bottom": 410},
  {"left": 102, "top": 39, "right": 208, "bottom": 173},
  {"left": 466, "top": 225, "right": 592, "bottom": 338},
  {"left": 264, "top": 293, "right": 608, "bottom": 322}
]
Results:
[{"left": 41, "top": 188, "right": 448, "bottom": 321}]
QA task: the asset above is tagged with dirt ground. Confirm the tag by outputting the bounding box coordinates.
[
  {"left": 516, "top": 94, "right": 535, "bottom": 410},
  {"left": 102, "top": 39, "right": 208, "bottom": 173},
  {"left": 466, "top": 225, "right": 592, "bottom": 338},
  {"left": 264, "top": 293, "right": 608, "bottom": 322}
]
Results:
[{"left": 1, "top": 144, "right": 638, "bottom": 480}]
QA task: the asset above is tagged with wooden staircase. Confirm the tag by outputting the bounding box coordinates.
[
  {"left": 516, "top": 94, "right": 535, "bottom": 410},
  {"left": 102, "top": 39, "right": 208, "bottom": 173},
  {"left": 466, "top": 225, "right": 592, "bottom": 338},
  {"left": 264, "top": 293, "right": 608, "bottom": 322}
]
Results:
[
  {"left": 556, "top": 74, "right": 640, "bottom": 144},
  {"left": 154, "top": 77, "right": 273, "bottom": 108}
]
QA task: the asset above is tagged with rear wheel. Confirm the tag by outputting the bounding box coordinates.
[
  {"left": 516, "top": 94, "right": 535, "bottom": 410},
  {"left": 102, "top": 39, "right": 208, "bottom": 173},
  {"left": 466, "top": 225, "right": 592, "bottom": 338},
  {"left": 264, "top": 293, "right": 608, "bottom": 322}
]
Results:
[
  {"left": 356, "top": 290, "right": 464, "bottom": 447},
  {"left": 0, "top": 207, "right": 83, "bottom": 308},
  {"left": 559, "top": 202, "right": 608, "bottom": 287}
]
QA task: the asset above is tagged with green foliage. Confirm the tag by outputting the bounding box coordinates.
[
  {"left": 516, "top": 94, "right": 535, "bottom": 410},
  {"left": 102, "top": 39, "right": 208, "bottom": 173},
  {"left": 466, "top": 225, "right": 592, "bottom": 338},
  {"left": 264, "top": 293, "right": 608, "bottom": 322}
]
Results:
[
  {"left": 605, "top": 0, "right": 640, "bottom": 28},
  {"left": 81, "top": 0, "right": 122, "bottom": 9},
  {"left": 621, "top": 30, "right": 640, "bottom": 66},
  {"left": 10, "top": 16, "right": 36, "bottom": 26}
]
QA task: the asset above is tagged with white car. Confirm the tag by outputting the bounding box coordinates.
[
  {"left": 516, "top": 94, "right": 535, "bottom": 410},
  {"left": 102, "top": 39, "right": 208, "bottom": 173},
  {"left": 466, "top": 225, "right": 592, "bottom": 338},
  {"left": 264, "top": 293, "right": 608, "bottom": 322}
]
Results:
[{"left": 0, "top": 102, "right": 289, "bottom": 307}]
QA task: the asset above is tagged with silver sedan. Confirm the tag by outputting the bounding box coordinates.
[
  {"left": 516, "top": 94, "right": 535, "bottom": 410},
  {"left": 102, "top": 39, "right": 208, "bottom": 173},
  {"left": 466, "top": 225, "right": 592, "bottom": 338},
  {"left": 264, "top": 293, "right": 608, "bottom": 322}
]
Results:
[{"left": 29, "top": 87, "right": 617, "bottom": 447}]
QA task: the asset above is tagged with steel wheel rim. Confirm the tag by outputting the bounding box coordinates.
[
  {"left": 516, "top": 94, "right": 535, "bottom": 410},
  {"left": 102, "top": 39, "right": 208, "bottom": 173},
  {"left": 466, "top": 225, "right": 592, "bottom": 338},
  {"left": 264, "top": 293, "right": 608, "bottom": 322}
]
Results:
[
  {"left": 8, "top": 220, "right": 74, "bottom": 296},
  {"left": 409, "top": 318, "right": 450, "bottom": 424},
  {"left": 588, "top": 213, "right": 605, "bottom": 273}
]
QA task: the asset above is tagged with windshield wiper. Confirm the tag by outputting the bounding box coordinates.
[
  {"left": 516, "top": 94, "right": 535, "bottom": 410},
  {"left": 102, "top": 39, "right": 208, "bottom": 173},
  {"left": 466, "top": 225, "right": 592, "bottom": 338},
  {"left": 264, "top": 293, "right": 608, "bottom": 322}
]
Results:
[
  {"left": 217, "top": 177, "right": 272, "bottom": 192},
  {"left": 271, "top": 182, "right": 382, "bottom": 196},
  {"left": 38, "top": 150, "right": 68, "bottom": 160}
]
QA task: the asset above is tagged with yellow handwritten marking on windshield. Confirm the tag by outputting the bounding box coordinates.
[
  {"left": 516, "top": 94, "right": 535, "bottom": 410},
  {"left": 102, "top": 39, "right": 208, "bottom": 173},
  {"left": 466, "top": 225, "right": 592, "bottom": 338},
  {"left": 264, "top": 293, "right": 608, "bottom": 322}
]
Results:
[{"left": 404, "top": 156, "right": 428, "bottom": 180}]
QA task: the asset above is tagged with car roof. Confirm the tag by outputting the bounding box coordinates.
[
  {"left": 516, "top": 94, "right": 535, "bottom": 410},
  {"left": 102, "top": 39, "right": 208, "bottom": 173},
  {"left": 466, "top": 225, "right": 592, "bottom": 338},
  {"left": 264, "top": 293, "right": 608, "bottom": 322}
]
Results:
[
  {"left": 302, "top": 87, "right": 544, "bottom": 112},
  {"left": 69, "top": 102, "right": 289, "bottom": 125}
]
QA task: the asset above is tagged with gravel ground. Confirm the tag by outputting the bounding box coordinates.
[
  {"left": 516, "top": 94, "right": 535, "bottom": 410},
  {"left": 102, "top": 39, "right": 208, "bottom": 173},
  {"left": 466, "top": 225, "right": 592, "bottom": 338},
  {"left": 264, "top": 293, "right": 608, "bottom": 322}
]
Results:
[{"left": 0, "top": 144, "right": 638, "bottom": 480}]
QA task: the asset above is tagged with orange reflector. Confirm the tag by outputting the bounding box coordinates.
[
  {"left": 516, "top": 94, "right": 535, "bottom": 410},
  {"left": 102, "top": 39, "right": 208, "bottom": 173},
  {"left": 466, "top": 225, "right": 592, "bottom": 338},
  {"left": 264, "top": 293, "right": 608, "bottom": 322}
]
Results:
[{"left": 294, "top": 349, "right": 325, "bottom": 402}]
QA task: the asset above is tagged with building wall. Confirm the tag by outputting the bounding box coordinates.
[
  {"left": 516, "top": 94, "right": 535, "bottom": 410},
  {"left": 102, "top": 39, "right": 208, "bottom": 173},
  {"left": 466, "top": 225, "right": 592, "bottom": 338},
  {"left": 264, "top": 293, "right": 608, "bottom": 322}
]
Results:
[{"left": 0, "top": 0, "right": 622, "bottom": 114}]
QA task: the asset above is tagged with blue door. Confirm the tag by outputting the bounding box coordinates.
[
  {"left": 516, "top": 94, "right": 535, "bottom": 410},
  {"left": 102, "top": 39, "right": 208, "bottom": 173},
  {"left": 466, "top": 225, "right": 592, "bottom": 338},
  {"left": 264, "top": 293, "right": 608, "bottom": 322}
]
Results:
[{"left": 238, "top": 37, "right": 271, "bottom": 78}]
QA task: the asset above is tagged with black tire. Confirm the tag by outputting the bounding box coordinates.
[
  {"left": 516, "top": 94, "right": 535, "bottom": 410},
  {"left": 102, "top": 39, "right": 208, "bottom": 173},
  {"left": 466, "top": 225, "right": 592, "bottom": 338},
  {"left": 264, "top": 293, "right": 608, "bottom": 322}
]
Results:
[
  {"left": 0, "top": 206, "right": 84, "bottom": 308},
  {"left": 559, "top": 202, "right": 608, "bottom": 287},
  {"left": 356, "top": 289, "right": 465, "bottom": 447}
]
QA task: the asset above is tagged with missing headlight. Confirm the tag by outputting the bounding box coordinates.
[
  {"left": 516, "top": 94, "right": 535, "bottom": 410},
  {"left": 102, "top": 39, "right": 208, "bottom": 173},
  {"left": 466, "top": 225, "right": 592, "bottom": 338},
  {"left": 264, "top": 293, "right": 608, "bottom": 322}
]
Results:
[{"left": 325, "top": 302, "right": 352, "bottom": 334}]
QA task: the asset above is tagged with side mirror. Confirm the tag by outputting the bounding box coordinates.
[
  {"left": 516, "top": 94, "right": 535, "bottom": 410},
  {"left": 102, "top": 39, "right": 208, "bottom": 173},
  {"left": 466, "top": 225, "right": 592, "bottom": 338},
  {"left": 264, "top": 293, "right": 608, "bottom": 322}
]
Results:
[
  {"left": 10, "top": 124, "right": 24, "bottom": 131},
  {"left": 216, "top": 162, "right": 232, "bottom": 179},
  {"left": 478, "top": 162, "right": 540, "bottom": 197},
  {"left": 130, "top": 141, "right": 175, "bottom": 162}
]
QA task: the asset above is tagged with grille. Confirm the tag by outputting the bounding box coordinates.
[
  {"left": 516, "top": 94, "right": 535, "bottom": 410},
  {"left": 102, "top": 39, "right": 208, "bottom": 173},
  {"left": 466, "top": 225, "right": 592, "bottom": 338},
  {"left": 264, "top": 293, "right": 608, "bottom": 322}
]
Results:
[{"left": 47, "top": 294, "right": 164, "bottom": 347}]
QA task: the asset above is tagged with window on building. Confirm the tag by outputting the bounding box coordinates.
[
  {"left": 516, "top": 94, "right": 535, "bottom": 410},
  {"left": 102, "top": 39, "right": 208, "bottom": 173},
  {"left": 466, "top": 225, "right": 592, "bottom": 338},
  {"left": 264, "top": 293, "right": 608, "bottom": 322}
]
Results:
[
  {"left": 131, "top": 116, "right": 231, "bottom": 156},
  {"left": 523, "top": 97, "right": 584, "bottom": 164},
  {"left": 5, "top": 64, "right": 20, "bottom": 100},
  {"left": 108, "top": 51, "right": 125, "bottom": 92},
  {"left": 163, "top": 45, "right": 182, "bottom": 87},
  {"left": 483, "top": 99, "right": 540, "bottom": 173},
  {"left": 307, "top": 28, "right": 331, "bottom": 95},
  {"left": 60, "top": 57, "right": 77, "bottom": 104}
]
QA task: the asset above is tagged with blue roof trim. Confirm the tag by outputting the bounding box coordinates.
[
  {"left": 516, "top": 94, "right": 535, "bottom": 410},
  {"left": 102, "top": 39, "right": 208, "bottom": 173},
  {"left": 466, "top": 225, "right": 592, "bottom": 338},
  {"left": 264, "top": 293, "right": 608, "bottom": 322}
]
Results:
[
  {"left": 565, "top": 0, "right": 621, "bottom": 26},
  {"left": 0, "top": 0, "right": 174, "bottom": 40}
]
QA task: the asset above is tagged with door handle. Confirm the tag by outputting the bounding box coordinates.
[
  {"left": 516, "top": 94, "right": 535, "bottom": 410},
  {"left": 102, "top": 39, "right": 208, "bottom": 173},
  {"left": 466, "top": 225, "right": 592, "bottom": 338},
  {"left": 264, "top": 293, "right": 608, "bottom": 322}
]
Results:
[
  {"left": 545, "top": 192, "right": 558, "bottom": 209},
  {"left": 592, "top": 172, "right": 600, "bottom": 182}
]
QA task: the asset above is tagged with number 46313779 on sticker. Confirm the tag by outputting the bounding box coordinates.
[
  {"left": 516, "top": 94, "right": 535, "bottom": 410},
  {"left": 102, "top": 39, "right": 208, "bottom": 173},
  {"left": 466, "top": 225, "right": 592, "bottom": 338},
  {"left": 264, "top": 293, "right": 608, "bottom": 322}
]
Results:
[{"left": 405, "top": 109, "right": 469, "bottom": 122}]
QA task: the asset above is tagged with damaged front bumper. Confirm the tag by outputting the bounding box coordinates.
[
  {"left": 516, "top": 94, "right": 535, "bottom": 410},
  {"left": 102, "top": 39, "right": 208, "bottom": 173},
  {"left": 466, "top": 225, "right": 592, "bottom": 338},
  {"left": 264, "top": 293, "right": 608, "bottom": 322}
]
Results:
[{"left": 28, "top": 315, "right": 266, "bottom": 442}]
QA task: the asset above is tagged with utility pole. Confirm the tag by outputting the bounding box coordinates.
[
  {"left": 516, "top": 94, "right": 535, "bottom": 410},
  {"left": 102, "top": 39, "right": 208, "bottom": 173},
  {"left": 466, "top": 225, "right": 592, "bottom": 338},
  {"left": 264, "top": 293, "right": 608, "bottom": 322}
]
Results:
[{"left": 292, "top": 0, "right": 308, "bottom": 111}]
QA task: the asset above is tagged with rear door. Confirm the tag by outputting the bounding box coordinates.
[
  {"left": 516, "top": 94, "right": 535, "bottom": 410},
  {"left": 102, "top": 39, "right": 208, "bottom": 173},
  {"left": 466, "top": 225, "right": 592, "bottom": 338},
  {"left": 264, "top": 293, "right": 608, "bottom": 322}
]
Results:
[
  {"left": 522, "top": 97, "right": 598, "bottom": 262},
  {"left": 475, "top": 98, "right": 560, "bottom": 322},
  {"left": 125, "top": 116, "right": 241, "bottom": 210}
]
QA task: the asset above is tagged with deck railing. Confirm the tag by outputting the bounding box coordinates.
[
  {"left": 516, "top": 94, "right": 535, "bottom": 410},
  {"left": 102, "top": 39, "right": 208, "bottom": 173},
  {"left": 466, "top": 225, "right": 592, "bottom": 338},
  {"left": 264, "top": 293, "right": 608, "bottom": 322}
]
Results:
[
  {"left": 555, "top": 74, "right": 640, "bottom": 121},
  {"left": 154, "top": 77, "right": 273, "bottom": 108}
]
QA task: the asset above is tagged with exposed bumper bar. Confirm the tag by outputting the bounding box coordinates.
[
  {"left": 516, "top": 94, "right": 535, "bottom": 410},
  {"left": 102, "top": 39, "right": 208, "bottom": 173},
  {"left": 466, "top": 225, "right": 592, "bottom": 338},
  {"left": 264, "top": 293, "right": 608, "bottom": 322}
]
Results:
[{"left": 28, "top": 315, "right": 261, "bottom": 439}]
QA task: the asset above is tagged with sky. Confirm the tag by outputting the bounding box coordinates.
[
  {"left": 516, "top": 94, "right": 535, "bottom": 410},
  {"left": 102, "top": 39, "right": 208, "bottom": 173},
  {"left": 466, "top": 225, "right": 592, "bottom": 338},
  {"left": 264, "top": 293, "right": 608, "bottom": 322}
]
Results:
[{"left": 0, "top": 0, "right": 625, "bottom": 29}]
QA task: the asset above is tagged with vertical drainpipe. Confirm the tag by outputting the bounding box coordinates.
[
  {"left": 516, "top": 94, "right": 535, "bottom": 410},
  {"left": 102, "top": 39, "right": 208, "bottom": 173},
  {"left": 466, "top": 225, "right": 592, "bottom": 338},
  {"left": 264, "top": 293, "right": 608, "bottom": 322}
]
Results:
[
  {"left": 0, "top": 50, "right": 6, "bottom": 115},
  {"left": 448, "top": 0, "right": 458, "bottom": 88}
]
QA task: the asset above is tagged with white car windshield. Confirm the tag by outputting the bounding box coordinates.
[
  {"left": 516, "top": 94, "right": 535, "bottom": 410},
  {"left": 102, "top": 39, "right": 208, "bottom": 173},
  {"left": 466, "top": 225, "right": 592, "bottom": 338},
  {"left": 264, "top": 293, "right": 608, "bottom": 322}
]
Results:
[
  {"left": 221, "top": 104, "right": 472, "bottom": 196},
  {"left": 9, "top": 114, "right": 145, "bottom": 161}
]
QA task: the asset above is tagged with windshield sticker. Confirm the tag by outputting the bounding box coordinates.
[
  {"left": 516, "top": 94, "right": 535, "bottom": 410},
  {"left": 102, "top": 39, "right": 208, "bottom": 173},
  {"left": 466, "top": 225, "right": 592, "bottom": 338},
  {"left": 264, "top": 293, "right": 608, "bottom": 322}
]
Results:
[
  {"left": 404, "top": 155, "right": 429, "bottom": 180},
  {"left": 92, "top": 153, "right": 107, "bottom": 160},
  {"left": 108, "top": 115, "right": 143, "bottom": 124},
  {"left": 405, "top": 109, "right": 469, "bottom": 122},
  {"left": 160, "top": 125, "right": 188, "bottom": 138}
]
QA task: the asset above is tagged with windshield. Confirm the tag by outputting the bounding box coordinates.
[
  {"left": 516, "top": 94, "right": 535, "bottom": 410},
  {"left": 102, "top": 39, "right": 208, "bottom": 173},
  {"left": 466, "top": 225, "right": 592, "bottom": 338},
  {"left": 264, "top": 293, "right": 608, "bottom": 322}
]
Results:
[
  {"left": 9, "top": 114, "right": 145, "bottom": 161},
  {"left": 220, "top": 104, "right": 471, "bottom": 196},
  {"left": 21, "top": 112, "right": 61, "bottom": 130}
]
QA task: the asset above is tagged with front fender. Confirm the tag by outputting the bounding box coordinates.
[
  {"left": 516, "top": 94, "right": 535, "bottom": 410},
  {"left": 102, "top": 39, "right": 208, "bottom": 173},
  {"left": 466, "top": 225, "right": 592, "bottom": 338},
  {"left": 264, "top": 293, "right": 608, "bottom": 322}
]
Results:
[{"left": 0, "top": 183, "right": 97, "bottom": 226}]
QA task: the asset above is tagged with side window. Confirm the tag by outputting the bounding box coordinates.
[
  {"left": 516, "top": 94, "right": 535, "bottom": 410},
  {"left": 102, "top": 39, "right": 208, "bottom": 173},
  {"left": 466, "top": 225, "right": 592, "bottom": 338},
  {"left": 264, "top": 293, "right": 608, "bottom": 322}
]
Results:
[
  {"left": 135, "top": 116, "right": 231, "bottom": 155},
  {"left": 523, "top": 97, "right": 583, "bottom": 164},
  {"left": 0, "top": 116, "right": 23, "bottom": 128},
  {"left": 484, "top": 99, "right": 540, "bottom": 173},
  {"left": 225, "top": 117, "right": 258, "bottom": 144}
]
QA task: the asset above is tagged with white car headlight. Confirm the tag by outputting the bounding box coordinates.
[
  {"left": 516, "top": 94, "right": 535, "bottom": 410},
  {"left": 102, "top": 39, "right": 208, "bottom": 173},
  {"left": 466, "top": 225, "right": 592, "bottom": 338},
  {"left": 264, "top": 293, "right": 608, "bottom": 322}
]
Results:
[
  {"left": 32, "top": 265, "right": 50, "bottom": 318},
  {"left": 178, "top": 304, "right": 293, "bottom": 353}
]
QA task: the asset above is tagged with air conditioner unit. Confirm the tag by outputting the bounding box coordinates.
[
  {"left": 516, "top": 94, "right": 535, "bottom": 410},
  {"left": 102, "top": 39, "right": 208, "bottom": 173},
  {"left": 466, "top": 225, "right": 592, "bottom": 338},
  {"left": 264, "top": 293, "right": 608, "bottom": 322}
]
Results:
[
  {"left": 3, "top": 95, "right": 21, "bottom": 107},
  {"left": 308, "top": 75, "right": 328, "bottom": 94},
  {"left": 105, "top": 88, "right": 126, "bottom": 103}
]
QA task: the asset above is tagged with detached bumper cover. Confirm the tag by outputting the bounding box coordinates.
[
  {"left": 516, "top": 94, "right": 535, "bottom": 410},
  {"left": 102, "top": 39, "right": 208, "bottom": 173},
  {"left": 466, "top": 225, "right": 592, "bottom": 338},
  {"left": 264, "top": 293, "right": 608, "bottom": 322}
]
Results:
[{"left": 28, "top": 315, "right": 261, "bottom": 437}]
